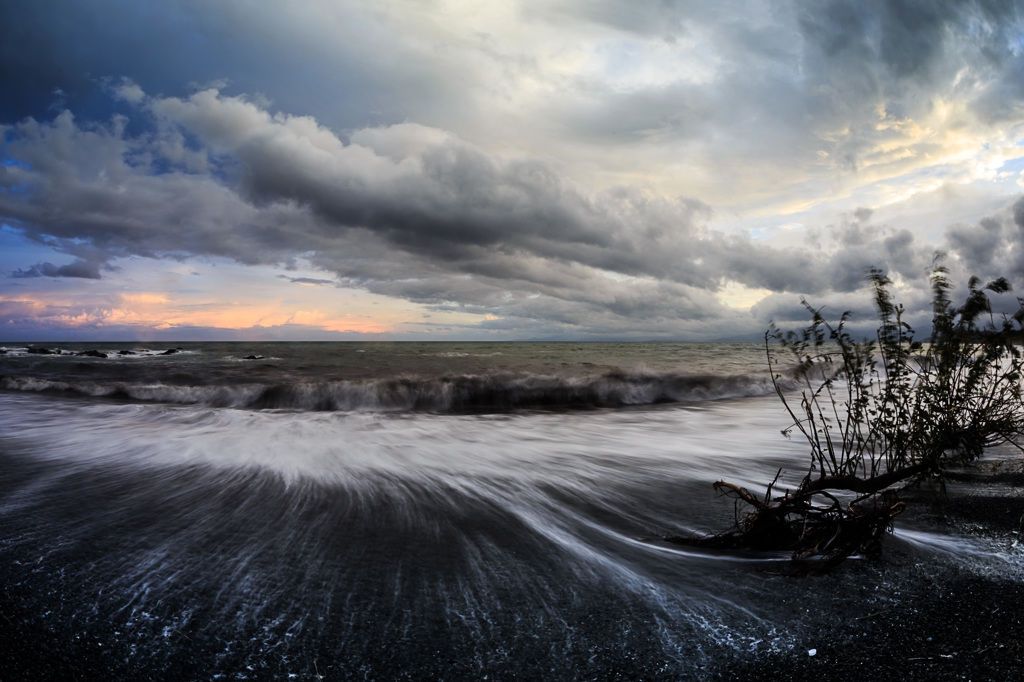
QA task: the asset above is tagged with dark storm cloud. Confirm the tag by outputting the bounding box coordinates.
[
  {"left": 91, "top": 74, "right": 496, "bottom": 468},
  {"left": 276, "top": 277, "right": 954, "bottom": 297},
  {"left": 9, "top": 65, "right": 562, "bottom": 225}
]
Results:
[
  {"left": 278, "top": 276, "right": 336, "bottom": 286},
  {"left": 151, "top": 90, "right": 720, "bottom": 283},
  {"left": 947, "top": 217, "right": 1006, "bottom": 272},
  {"left": 12, "top": 259, "right": 102, "bottom": 279},
  {"left": 3, "top": 1, "right": 1024, "bottom": 339},
  {"left": 5, "top": 226, "right": 116, "bottom": 280},
  {"left": 0, "top": 91, "right": 739, "bottom": 337},
  {"left": 795, "top": 0, "right": 1024, "bottom": 170},
  {"left": 0, "top": 88, "right": 876, "bottom": 316},
  {"left": 1, "top": 90, "right": 722, "bottom": 287},
  {"left": 0, "top": 0, "right": 414, "bottom": 132},
  {"left": 798, "top": 0, "right": 1023, "bottom": 94},
  {"left": 815, "top": 214, "right": 931, "bottom": 291},
  {"left": 694, "top": 208, "right": 934, "bottom": 297},
  {"left": 1, "top": 84, "right": 1018, "bottom": 339},
  {"left": 946, "top": 197, "right": 1024, "bottom": 278},
  {"left": 520, "top": 0, "right": 1024, "bottom": 220}
]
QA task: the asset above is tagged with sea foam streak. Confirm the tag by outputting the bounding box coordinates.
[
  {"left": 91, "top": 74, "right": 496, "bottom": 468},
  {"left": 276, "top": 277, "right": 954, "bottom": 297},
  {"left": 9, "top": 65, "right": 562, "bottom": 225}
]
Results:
[{"left": 0, "top": 389, "right": 806, "bottom": 676}]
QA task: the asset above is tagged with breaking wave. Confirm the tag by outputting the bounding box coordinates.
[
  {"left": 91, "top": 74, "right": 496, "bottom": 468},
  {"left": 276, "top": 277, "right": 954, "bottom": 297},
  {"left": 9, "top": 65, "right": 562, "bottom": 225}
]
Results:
[{"left": 0, "top": 369, "right": 781, "bottom": 413}]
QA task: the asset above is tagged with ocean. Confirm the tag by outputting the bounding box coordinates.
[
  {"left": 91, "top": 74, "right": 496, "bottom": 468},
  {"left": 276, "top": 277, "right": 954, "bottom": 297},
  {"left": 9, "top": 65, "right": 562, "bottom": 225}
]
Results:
[{"left": 0, "top": 341, "right": 1019, "bottom": 679}]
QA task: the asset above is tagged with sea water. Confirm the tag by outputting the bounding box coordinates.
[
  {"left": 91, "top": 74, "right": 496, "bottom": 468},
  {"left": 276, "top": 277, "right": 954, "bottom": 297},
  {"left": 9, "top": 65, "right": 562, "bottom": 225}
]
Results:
[{"left": 0, "top": 342, "right": 1018, "bottom": 678}]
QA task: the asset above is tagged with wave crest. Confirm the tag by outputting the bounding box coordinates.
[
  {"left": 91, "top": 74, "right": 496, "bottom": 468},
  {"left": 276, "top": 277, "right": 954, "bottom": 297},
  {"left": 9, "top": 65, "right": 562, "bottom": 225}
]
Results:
[{"left": 0, "top": 370, "right": 780, "bottom": 413}]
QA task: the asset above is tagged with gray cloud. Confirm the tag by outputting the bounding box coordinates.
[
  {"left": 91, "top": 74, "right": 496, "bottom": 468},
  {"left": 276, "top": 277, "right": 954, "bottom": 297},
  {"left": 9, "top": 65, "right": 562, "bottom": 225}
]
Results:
[
  {"left": 12, "top": 259, "right": 102, "bottom": 279},
  {"left": 947, "top": 217, "right": 1005, "bottom": 272},
  {"left": 278, "top": 276, "right": 336, "bottom": 286},
  {"left": 4, "top": 92, "right": 713, "bottom": 281},
  {"left": 945, "top": 197, "right": 1024, "bottom": 279},
  {"left": 3, "top": 1, "right": 1024, "bottom": 339},
  {"left": 795, "top": 0, "right": 1024, "bottom": 172},
  {"left": 144, "top": 91, "right": 717, "bottom": 284},
  {"left": 3, "top": 85, "right": 1022, "bottom": 339}
]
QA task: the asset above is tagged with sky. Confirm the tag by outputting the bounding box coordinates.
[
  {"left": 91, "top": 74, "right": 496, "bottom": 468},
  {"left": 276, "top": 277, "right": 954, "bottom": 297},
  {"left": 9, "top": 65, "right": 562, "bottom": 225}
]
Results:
[{"left": 2, "top": 0, "right": 1024, "bottom": 341}]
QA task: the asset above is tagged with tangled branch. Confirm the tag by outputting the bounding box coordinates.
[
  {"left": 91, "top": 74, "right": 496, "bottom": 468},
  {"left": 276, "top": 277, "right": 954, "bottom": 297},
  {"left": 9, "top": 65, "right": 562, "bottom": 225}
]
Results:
[{"left": 670, "top": 264, "right": 1024, "bottom": 572}]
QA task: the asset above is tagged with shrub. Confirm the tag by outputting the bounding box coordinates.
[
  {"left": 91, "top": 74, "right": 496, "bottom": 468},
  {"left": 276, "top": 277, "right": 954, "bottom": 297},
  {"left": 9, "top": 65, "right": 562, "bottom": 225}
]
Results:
[{"left": 673, "top": 265, "right": 1024, "bottom": 571}]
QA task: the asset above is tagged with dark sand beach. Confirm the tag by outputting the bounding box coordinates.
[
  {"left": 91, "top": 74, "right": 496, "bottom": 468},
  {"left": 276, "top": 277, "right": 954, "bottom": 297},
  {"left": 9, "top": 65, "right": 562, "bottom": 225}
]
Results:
[
  {"left": 1, "top": 343, "right": 1022, "bottom": 680},
  {"left": 730, "top": 454, "right": 1024, "bottom": 680},
  {"left": 2, "top": 454, "right": 1023, "bottom": 681}
]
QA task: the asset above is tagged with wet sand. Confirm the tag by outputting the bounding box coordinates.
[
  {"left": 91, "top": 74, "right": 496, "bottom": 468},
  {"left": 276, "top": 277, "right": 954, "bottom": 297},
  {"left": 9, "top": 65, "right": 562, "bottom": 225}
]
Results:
[
  {"left": 728, "top": 454, "right": 1024, "bottom": 680},
  {"left": 2, "top": 454, "right": 1023, "bottom": 681}
]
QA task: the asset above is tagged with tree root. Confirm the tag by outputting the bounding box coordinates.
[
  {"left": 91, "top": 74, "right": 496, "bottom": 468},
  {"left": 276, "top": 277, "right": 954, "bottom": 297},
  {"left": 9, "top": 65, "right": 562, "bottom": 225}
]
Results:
[{"left": 667, "top": 482, "right": 906, "bottom": 573}]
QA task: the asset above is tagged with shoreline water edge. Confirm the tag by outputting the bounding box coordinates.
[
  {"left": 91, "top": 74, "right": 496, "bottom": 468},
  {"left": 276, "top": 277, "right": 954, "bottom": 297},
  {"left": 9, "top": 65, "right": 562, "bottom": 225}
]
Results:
[{"left": 1, "top": 341, "right": 1022, "bottom": 679}]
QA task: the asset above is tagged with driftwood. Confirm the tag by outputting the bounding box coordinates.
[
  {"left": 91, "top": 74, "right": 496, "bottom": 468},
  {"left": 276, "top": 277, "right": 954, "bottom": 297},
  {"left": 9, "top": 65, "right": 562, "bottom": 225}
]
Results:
[
  {"left": 669, "top": 268, "right": 1024, "bottom": 572},
  {"left": 668, "top": 480, "right": 905, "bottom": 572}
]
